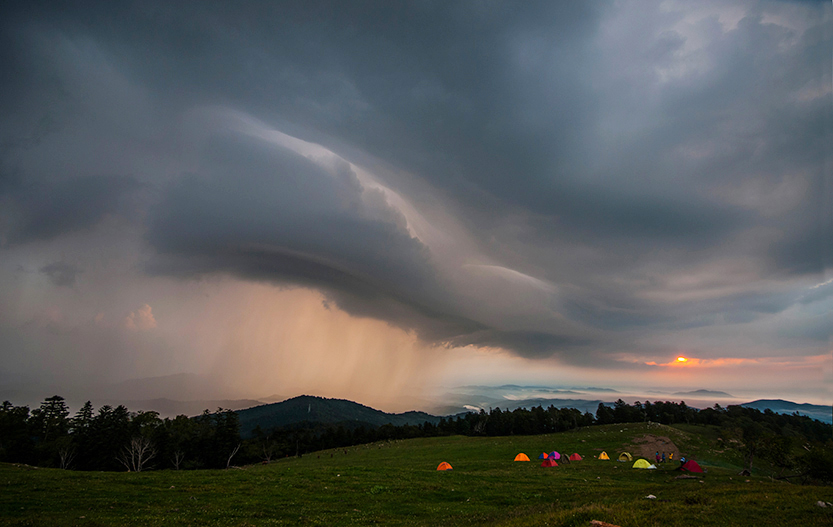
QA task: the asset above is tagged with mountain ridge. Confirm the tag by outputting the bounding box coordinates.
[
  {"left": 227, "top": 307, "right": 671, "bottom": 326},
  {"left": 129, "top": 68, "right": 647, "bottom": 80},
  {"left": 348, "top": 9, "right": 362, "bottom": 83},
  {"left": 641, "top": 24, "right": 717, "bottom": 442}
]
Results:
[
  {"left": 234, "top": 395, "right": 833, "bottom": 436},
  {"left": 740, "top": 399, "right": 831, "bottom": 424},
  {"left": 236, "top": 395, "right": 442, "bottom": 437}
]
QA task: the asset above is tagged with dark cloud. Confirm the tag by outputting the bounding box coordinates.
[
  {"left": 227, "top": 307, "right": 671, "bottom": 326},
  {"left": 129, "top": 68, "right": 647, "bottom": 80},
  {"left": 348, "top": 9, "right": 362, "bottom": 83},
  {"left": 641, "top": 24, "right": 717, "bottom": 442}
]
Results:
[
  {"left": 1, "top": 175, "right": 141, "bottom": 245},
  {"left": 145, "top": 132, "right": 489, "bottom": 342},
  {"left": 445, "top": 330, "right": 594, "bottom": 360},
  {"left": 39, "top": 261, "right": 82, "bottom": 287},
  {"left": 769, "top": 222, "right": 831, "bottom": 276},
  {"left": 800, "top": 280, "right": 833, "bottom": 305},
  {"left": 147, "top": 135, "right": 428, "bottom": 282},
  {"left": 776, "top": 315, "right": 833, "bottom": 342},
  {"left": 0, "top": 0, "right": 830, "bottom": 363},
  {"left": 564, "top": 298, "right": 673, "bottom": 331}
]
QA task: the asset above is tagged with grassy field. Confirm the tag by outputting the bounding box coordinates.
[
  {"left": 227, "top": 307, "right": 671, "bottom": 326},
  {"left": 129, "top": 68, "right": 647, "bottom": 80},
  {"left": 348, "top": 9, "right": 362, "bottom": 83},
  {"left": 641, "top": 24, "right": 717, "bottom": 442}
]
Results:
[{"left": 1, "top": 422, "right": 831, "bottom": 526}]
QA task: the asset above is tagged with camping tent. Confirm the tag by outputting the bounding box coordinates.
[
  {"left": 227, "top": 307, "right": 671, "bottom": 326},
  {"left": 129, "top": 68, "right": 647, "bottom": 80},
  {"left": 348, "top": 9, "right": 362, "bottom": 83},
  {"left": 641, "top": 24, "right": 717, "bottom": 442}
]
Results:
[
  {"left": 540, "top": 458, "right": 558, "bottom": 467},
  {"left": 681, "top": 460, "right": 703, "bottom": 473},
  {"left": 618, "top": 452, "right": 633, "bottom": 462},
  {"left": 514, "top": 453, "right": 530, "bottom": 462},
  {"left": 437, "top": 462, "right": 453, "bottom": 471},
  {"left": 538, "top": 452, "right": 548, "bottom": 459},
  {"left": 598, "top": 451, "right": 610, "bottom": 460},
  {"left": 632, "top": 459, "right": 655, "bottom": 469},
  {"left": 548, "top": 451, "right": 561, "bottom": 460},
  {"left": 569, "top": 453, "right": 582, "bottom": 461}
]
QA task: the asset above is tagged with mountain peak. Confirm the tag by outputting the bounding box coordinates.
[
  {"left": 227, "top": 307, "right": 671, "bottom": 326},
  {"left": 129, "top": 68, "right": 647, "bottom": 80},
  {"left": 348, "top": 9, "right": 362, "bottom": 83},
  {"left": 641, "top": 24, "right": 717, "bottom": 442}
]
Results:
[{"left": 236, "top": 395, "right": 440, "bottom": 437}]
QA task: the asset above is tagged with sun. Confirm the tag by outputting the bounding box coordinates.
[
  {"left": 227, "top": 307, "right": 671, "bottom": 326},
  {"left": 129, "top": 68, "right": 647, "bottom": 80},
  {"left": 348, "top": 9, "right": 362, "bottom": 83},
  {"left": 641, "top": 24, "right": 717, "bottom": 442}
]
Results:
[{"left": 676, "top": 356, "right": 688, "bottom": 363}]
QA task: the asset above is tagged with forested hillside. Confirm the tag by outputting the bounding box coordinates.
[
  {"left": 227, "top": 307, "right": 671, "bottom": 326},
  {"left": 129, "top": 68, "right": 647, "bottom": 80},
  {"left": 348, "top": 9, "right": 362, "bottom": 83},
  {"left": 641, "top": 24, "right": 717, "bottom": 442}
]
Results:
[
  {"left": 1, "top": 395, "right": 830, "bottom": 483},
  {"left": 236, "top": 395, "right": 441, "bottom": 436}
]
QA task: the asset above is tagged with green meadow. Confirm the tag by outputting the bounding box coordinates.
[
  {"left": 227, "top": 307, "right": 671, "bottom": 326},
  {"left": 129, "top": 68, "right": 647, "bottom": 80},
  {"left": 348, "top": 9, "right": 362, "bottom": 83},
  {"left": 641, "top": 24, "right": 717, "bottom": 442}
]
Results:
[{"left": 1, "top": 423, "right": 831, "bottom": 526}]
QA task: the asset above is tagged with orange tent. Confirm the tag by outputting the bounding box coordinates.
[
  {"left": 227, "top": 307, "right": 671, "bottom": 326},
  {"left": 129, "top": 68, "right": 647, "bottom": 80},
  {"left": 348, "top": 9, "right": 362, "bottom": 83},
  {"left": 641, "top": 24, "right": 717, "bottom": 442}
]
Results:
[
  {"left": 437, "top": 462, "right": 453, "bottom": 471},
  {"left": 598, "top": 451, "right": 610, "bottom": 460},
  {"left": 540, "top": 458, "right": 558, "bottom": 467},
  {"left": 569, "top": 453, "right": 582, "bottom": 461},
  {"left": 514, "top": 453, "right": 530, "bottom": 461}
]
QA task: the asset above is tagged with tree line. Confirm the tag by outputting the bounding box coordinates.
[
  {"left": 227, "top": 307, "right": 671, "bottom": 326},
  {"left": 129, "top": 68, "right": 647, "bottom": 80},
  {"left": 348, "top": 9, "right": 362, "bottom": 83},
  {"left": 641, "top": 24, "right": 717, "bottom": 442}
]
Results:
[
  {"left": 0, "top": 396, "right": 241, "bottom": 471},
  {"left": 1, "top": 395, "right": 830, "bottom": 482}
]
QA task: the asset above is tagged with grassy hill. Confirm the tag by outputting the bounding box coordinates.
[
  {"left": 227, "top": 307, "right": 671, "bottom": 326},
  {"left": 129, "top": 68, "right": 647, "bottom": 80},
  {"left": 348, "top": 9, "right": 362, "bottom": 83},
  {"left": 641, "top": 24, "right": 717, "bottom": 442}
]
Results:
[
  {"left": 1, "top": 422, "right": 831, "bottom": 526},
  {"left": 236, "top": 395, "right": 442, "bottom": 437}
]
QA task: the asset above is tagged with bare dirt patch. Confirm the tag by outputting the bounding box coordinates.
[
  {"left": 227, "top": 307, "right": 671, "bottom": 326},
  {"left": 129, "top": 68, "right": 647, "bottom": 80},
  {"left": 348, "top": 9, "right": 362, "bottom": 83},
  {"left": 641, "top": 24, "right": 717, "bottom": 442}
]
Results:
[{"left": 628, "top": 434, "right": 680, "bottom": 461}]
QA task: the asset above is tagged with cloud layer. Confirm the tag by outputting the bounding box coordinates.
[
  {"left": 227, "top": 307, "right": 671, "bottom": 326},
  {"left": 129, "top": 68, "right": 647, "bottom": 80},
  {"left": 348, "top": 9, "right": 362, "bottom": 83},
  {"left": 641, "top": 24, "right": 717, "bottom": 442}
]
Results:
[{"left": 0, "top": 1, "right": 830, "bottom": 403}]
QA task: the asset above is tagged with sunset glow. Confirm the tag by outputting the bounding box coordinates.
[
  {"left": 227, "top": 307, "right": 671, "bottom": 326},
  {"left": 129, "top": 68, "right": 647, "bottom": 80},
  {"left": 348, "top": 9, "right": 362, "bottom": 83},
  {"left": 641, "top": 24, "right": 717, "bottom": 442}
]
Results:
[{"left": 677, "top": 357, "right": 688, "bottom": 363}]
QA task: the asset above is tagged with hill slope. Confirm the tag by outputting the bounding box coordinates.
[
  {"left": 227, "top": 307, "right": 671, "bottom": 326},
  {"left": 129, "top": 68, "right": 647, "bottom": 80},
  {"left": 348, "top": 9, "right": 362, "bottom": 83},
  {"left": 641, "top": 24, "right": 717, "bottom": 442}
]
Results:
[
  {"left": 3, "top": 422, "right": 831, "bottom": 526},
  {"left": 236, "top": 395, "right": 441, "bottom": 436}
]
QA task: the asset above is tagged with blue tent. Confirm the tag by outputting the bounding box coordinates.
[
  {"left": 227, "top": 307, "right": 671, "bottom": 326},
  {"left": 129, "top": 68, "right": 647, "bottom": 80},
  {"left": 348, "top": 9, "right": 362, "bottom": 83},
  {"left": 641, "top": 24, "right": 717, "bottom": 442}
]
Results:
[{"left": 538, "top": 452, "right": 548, "bottom": 459}]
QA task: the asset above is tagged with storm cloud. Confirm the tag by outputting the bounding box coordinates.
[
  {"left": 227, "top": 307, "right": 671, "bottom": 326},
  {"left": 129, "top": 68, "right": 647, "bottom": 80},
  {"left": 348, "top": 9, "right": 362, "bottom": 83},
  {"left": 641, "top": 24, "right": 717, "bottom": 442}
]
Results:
[
  {"left": 39, "top": 261, "right": 82, "bottom": 287},
  {"left": 0, "top": 0, "right": 830, "bottom": 396}
]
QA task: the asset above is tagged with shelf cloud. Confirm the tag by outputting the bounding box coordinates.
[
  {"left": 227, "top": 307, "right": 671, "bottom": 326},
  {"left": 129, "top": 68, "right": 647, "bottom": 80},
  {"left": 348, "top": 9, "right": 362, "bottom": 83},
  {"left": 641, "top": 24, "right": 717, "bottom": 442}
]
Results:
[{"left": 0, "top": 0, "right": 830, "bottom": 407}]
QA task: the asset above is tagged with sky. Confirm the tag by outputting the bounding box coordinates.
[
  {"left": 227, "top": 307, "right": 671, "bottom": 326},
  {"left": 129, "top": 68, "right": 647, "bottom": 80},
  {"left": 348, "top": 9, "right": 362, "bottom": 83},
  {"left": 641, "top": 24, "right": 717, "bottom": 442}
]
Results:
[{"left": 0, "top": 0, "right": 831, "bottom": 412}]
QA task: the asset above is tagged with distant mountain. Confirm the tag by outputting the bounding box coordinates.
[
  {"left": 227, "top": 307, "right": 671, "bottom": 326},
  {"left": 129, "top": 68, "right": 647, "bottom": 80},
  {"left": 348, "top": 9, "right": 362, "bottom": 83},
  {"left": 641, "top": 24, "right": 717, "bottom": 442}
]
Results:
[
  {"left": 741, "top": 399, "right": 832, "bottom": 424},
  {"left": 236, "top": 395, "right": 442, "bottom": 437},
  {"left": 440, "top": 385, "right": 611, "bottom": 414},
  {"left": 457, "top": 398, "right": 606, "bottom": 415},
  {"left": 673, "top": 389, "right": 734, "bottom": 398},
  {"left": 460, "top": 384, "right": 615, "bottom": 394}
]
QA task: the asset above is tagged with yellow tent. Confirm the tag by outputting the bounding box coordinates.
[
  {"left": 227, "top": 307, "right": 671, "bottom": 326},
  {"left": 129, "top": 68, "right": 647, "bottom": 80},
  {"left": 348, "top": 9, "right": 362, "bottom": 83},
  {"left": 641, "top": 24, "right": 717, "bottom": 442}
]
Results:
[
  {"left": 598, "top": 451, "right": 610, "bottom": 460},
  {"left": 437, "top": 462, "right": 453, "bottom": 471},
  {"left": 514, "top": 453, "right": 530, "bottom": 461},
  {"left": 632, "top": 459, "right": 653, "bottom": 469},
  {"left": 618, "top": 452, "right": 633, "bottom": 462}
]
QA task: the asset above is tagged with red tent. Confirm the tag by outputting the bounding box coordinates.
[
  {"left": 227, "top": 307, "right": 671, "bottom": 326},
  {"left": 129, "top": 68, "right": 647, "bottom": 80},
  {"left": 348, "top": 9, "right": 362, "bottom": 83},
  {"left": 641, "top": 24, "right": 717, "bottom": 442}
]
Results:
[
  {"left": 540, "top": 458, "right": 559, "bottom": 467},
  {"left": 680, "top": 460, "right": 703, "bottom": 473},
  {"left": 569, "top": 453, "right": 582, "bottom": 461}
]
